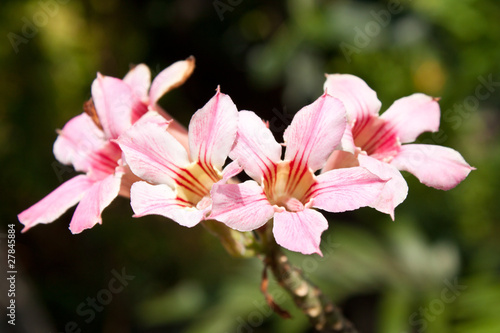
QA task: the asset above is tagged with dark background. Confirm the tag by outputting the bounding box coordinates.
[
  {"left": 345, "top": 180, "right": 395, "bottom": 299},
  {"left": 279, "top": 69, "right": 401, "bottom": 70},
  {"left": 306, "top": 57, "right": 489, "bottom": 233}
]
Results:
[{"left": 1, "top": 0, "right": 499, "bottom": 332}]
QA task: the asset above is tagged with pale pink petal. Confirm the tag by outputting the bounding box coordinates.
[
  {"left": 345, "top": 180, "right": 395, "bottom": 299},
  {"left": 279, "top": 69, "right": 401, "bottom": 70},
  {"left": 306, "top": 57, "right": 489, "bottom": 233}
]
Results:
[
  {"left": 390, "top": 144, "right": 474, "bottom": 190},
  {"left": 229, "top": 111, "right": 281, "bottom": 183},
  {"left": 155, "top": 105, "right": 189, "bottom": 152},
  {"left": 117, "top": 120, "right": 190, "bottom": 187},
  {"left": 53, "top": 113, "right": 106, "bottom": 171},
  {"left": 69, "top": 171, "right": 123, "bottom": 233},
  {"left": 221, "top": 160, "right": 243, "bottom": 183},
  {"left": 312, "top": 167, "right": 387, "bottom": 212},
  {"left": 130, "top": 109, "right": 170, "bottom": 128},
  {"left": 358, "top": 154, "right": 408, "bottom": 219},
  {"left": 149, "top": 56, "right": 195, "bottom": 105},
  {"left": 18, "top": 175, "right": 95, "bottom": 232},
  {"left": 188, "top": 89, "right": 238, "bottom": 170},
  {"left": 91, "top": 74, "right": 143, "bottom": 139},
  {"left": 283, "top": 93, "right": 347, "bottom": 172},
  {"left": 336, "top": 123, "right": 356, "bottom": 154},
  {"left": 118, "top": 164, "right": 142, "bottom": 198},
  {"left": 381, "top": 93, "right": 440, "bottom": 143},
  {"left": 123, "top": 64, "right": 151, "bottom": 103},
  {"left": 132, "top": 107, "right": 189, "bottom": 153},
  {"left": 322, "top": 150, "right": 360, "bottom": 172},
  {"left": 324, "top": 74, "right": 381, "bottom": 122},
  {"left": 210, "top": 181, "right": 275, "bottom": 231},
  {"left": 273, "top": 209, "right": 328, "bottom": 255},
  {"left": 130, "top": 181, "right": 204, "bottom": 227}
]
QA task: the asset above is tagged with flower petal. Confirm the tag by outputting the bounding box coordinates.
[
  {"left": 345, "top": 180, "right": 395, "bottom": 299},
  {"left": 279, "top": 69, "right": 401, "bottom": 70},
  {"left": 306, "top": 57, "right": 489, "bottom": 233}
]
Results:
[
  {"left": 221, "top": 160, "right": 243, "bottom": 183},
  {"left": 69, "top": 171, "right": 123, "bottom": 234},
  {"left": 155, "top": 105, "right": 190, "bottom": 152},
  {"left": 130, "top": 181, "right": 204, "bottom": 227},
  {"left": 149, "top": 56, "right": 195, "bottom": 105},
  {"left": 18, "top": 175, "right": 95, "bottom": 232},
  {"left": 324, "top": 74, "right": 381, "bottom": 122},
  {"left": 92, "top": 74, "right": 146, "bottom": 139},
  {"left": 130, "top": 109, "right": 170, "bottom": 127},
  {"left": 117, "top": 118, "right": 190, "bottom": 187},
  {"left": 273, "top": 209, "right": 328, "bottom": 255},
  {"left": 322, "top": 150, "right": 360, "bottom": 172},
  {"left": 53, "top": 113, "right": 106, "bottom": 172},
  {"left": 390, "top": 144, "right": 474, "bottom": 190},
  {"left": 210, "top": 181, "right": 275, "bottom": 231},
  {"left": 352, "top": 114, "right": 400, "bottom": 161},
  {"left": 188, "top": 89, "right": 239, "bottom": 171},
  {"left": 123, "top": 63, "right": 151, "bottom": 103},
  {"left": 358, "top": 154, "right": 408, "bottom": 219},
  {"left": 312, "top": 167, "right": 387, "bottom": 213},
  {"left": 84, "top": 142, "right": 122, "bottom": 181},
  {"left": 284, "top": 93, "right": 347, "bottom": 172},
  {"left": 381, "top": 93, "right": 440, "bottom": 143},
  {"left": 337, "top": 122, "right": 356, "bottom": 154},
  {"left": 229, "top": 110, "right": 281, "bottom": 182}
]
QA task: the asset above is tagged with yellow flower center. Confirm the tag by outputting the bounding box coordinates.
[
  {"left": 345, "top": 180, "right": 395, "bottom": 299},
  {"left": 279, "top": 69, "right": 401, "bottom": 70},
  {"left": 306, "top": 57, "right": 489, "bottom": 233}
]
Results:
[
  {"left": 263, "top": 160, "right": 317, "bottom": 212},
  {"left": 175, "top": 161, "right": 222, "bottom": 206}
]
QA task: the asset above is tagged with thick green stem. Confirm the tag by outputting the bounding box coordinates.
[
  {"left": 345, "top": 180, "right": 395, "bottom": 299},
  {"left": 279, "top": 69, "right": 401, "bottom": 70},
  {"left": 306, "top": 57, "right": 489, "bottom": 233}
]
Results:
[{"left": 262, "top": 228, "right": 358, "bottom": 333}]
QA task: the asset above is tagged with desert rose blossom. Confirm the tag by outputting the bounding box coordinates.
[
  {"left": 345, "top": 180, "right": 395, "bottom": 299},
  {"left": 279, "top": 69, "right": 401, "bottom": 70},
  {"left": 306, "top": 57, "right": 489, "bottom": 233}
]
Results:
[
  {"left": 18, "top": 58, "right": 195, "bottom": 234},
  {"left": 210, "top": 93, "right": 387, "bottom": 255},
  {"left": 322, "top": 74, "right": 474, "bottom": 218},
  {"left": 116, "top": 88, "right": 240, "bottom": 227}
]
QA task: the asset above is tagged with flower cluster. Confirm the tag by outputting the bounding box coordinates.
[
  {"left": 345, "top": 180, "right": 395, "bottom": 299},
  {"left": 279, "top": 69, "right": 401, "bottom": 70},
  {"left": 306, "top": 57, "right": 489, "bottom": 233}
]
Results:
[{"left": 18, "top": 57, "right": 474, "bottom": 255}]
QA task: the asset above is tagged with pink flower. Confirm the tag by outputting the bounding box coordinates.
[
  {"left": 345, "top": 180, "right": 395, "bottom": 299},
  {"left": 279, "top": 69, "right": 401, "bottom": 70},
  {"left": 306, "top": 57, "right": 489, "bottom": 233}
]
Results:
[
  {"left": 18, "top": 58, "right": 195, "bottom": 234},
  {"left": 116, "top": 88, "right": 240, "bottom": 227},
  {"left": 323, "top": 74, "right": 474, "bottom": 218},
  {"left": 210, "top": 93, "right": 387, "bottom": 255}
]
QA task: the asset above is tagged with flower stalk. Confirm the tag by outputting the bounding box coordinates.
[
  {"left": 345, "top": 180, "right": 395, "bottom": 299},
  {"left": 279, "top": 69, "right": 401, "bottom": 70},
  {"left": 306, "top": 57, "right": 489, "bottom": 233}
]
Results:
[{"left": 259, "top": 225, "right": 358, "bottom": 333}]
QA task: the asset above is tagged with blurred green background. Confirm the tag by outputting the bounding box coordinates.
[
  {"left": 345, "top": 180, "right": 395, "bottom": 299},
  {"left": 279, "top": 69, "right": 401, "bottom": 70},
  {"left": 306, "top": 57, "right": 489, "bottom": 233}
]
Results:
[{"left": 1, "top": 0, "right": 499, "bottom": 332}]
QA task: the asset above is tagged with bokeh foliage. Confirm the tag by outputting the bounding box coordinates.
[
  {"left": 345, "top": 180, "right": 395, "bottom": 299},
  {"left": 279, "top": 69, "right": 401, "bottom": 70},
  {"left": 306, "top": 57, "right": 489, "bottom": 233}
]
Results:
[{"left": 1, "top": 0, "right": 499, "bottom": 332}]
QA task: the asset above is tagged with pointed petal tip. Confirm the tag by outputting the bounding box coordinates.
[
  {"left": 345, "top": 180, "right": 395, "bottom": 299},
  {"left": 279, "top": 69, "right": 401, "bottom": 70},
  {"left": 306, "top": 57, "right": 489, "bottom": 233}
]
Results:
[
  {"left": 314, "top": 249, "right": 324, "bottom": 257},
  {"left": 69, "top": 225, "right": 83, "bottom": 235},
  {"left": 433, "top": 96, "right": 441, "bottom": 102},
  {"left": 19, "top": 219, "right": 30, "bottom": 233}
]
